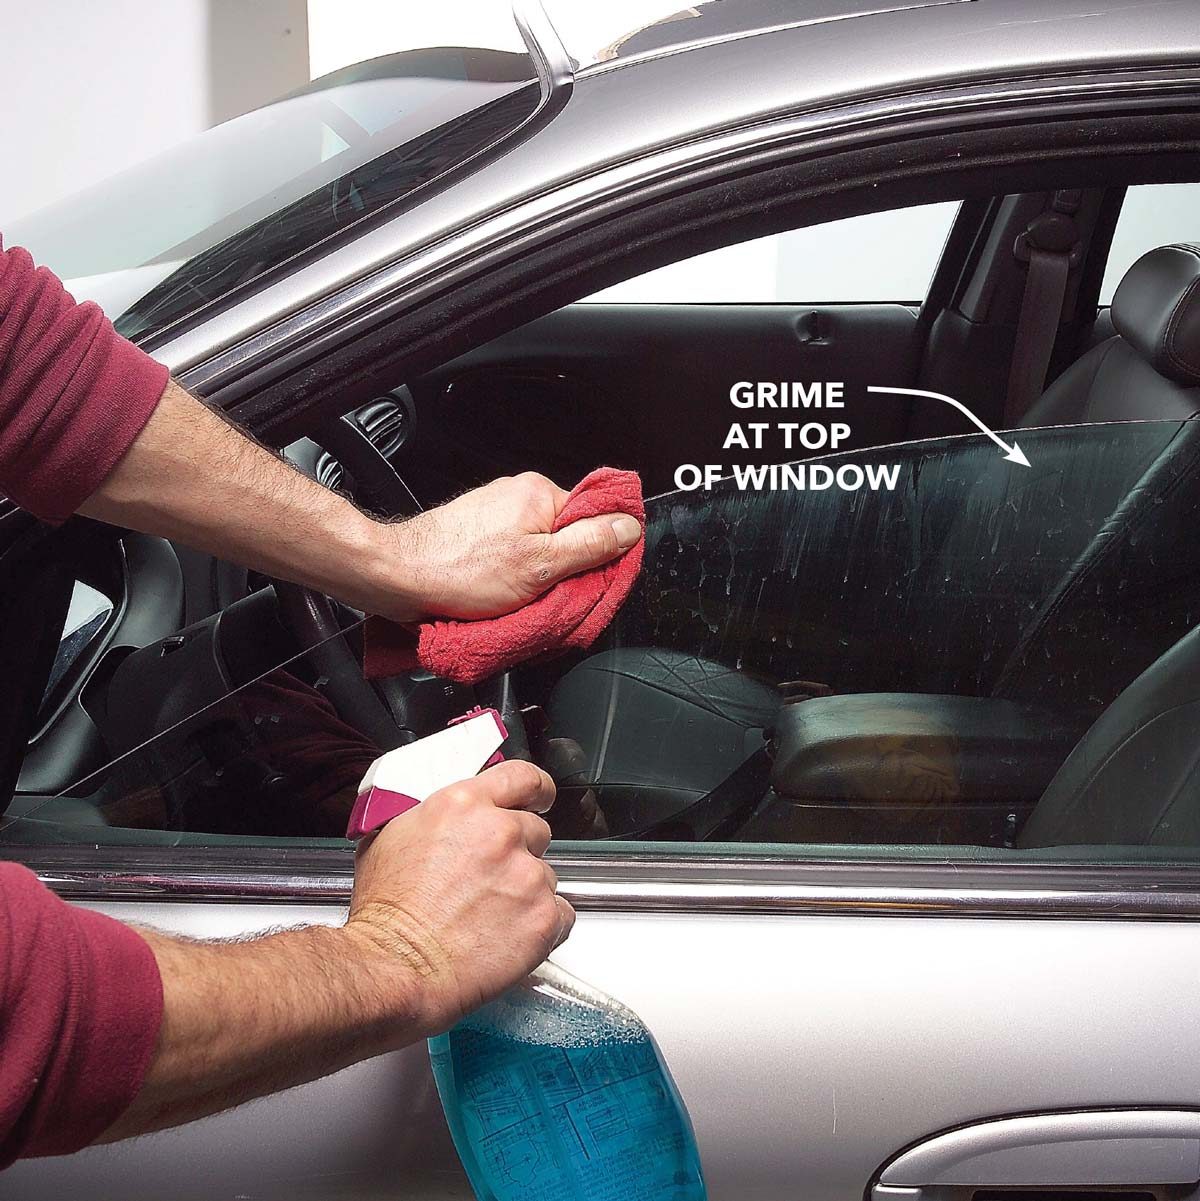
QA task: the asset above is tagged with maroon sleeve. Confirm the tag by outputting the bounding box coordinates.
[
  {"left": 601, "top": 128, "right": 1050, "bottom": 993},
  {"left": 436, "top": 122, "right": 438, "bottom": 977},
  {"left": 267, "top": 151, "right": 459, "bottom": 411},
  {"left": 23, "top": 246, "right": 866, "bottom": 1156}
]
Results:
[
  {"left": 0, "top": 236, "right": 169, "bottom": 522},
  {"left": 0, "top": 863, "right": 164, "bottom": 1164}
]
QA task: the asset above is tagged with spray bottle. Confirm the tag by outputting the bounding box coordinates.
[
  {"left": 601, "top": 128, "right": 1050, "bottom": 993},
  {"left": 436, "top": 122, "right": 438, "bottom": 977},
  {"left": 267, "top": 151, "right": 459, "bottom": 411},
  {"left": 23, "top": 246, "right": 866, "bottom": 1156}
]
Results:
[{"left": 346, "top": 708, "right": 707, "bottom": 1201}]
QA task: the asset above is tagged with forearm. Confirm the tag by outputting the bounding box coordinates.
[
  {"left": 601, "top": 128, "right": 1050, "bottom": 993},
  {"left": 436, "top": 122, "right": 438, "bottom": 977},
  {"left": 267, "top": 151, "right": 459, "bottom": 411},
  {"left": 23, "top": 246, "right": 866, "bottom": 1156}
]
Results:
[
  {"left": 98, "top": 759, "right": 565, "bottom": 1146},
  {"left": 74, "top": 379, "right": 640, "bottom": 629},
  {"left": 77, "top": 380, "right": 424, "bottom": 620},
  {"left": 101, "top": 923, "right": 420, "bottom": 1142}
]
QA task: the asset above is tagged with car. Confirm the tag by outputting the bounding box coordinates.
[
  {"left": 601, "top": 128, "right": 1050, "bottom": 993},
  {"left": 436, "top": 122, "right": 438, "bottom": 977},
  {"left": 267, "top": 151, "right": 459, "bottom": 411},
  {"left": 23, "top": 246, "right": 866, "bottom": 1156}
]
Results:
[{"left": 6, "top": 0, "right": 1200, "bottom": 1197}]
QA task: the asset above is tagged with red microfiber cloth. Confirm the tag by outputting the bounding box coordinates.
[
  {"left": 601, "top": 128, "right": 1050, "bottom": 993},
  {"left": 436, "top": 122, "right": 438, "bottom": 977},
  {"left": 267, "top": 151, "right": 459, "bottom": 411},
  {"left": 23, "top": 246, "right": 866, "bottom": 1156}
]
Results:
[{"left": 363, "top": 467, "right": 644, "bottom": 685}]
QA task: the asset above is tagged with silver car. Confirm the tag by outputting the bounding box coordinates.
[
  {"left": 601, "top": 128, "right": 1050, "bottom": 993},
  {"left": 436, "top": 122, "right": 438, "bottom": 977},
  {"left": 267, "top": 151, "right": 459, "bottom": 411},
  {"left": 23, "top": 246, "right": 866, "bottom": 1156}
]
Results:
[{"left": 6, "top": 1, "right": 1200, "bottom": 1197}]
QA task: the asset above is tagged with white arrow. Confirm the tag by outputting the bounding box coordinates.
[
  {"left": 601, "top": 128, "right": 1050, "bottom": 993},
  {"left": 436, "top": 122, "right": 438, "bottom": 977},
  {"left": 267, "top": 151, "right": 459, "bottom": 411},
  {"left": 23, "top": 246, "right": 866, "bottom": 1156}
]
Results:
[{"left": 866, "top": 386, "right": 1031, "bottom": 467}]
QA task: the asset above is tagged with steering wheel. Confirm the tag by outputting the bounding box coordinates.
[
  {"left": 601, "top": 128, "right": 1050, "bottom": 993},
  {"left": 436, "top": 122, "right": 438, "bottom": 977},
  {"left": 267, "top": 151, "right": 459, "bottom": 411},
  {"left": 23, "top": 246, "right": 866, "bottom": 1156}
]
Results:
[{"left": 273, "top": 414, "right": 531, "bottom": 758}]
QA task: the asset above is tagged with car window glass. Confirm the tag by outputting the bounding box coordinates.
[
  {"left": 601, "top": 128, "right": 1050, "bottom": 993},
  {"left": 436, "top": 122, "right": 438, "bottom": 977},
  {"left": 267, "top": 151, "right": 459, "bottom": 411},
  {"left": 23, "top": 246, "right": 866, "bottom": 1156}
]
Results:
[
  {"left": 29, "top": 559, "right": 124, "bottom": 739},
  {"left": 5, "top": 617, "right": 377, "bottom": 848},
  {"left": 581, "top": 202, "right": 960, "bottom": 304},
  {"left": 1100, "top": 182, "right": 1200, "bottom": 304},
  {"left": 9, "top": 421, "right": 1200, "bottom": 863},
  {"left": 41, "top": 582, "right": 114, "bottom": 706},
  {"left": 526, "top": 418, "right": 1200, "bottom": 860}
]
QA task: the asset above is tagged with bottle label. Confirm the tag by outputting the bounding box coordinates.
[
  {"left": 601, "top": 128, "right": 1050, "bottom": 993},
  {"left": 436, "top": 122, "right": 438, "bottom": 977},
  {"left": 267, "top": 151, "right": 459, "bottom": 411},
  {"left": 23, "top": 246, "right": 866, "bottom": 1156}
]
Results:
[{"left": 432, "top": 1022, "right": 706, "bottom": 1200}]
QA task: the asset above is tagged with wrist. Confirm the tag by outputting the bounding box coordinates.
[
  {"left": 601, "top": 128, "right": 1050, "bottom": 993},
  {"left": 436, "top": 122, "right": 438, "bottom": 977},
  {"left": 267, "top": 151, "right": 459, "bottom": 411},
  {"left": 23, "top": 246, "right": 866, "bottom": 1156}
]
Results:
[
  {"left": 336, "top": 913, "right": 442, "bottom": 1042},
  {"left": 306, "top": 507, "right": 425, "bottom": 623},
  {"left": 351, "top": 517, "right": 432, "bottom": 624}
]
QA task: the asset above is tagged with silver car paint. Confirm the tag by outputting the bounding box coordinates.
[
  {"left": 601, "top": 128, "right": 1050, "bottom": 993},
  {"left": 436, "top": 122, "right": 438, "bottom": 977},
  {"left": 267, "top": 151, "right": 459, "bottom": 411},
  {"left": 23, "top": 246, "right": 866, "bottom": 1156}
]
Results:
[
  {"left": 549, "top": 0, "right": 975, "bottom": 74},
  {"left": 158, "top": 0, "right": 1200, "bottom": 379},
  {"left": 6, "top": 897, "right": 1200, "bottom": 1200}
]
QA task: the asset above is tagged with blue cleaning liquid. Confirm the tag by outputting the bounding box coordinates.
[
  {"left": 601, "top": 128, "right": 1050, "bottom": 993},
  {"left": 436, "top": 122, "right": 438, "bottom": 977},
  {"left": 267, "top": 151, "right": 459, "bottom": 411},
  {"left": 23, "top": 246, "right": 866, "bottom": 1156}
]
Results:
[{"left": 429, "top": 964, "right": 707, "bottom": 1201}]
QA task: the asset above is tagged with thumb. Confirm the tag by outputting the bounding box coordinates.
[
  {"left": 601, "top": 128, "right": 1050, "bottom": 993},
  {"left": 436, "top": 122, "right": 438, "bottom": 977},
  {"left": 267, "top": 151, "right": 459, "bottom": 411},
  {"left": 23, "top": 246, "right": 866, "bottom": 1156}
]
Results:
[{"left": 546, "top": 513, "right": 642, "bottom": 579}]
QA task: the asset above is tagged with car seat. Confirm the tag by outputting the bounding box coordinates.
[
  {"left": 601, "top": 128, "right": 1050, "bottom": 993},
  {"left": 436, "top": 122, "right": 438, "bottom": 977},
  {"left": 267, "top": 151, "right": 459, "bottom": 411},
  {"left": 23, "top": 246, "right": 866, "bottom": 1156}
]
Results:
[
  {"left": 1019, "top": 618, "right": 1200, "bottom": 847},
  {"left": 546, "top": 245, "right": 1200, "bottom": 832},
  {"left": 1022, "top": 243, "right": 1200, "bottom": 426}
]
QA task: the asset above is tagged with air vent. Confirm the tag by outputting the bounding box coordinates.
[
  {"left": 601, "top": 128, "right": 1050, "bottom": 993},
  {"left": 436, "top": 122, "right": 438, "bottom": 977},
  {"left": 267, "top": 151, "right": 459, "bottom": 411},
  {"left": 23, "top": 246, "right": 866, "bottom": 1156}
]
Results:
[
  {"left": 353, "top": 399, "right": 408, "bottom": 458},
  {"left": 315, "top": 451, "right": 344, "bottom": 493}
]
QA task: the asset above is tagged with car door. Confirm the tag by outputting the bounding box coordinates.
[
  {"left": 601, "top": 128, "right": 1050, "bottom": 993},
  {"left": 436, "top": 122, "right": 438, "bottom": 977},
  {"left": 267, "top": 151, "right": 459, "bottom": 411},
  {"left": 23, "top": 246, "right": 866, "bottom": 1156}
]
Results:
[{"left": 8, "top": 410, "right": 1200, "bottom": 1201}]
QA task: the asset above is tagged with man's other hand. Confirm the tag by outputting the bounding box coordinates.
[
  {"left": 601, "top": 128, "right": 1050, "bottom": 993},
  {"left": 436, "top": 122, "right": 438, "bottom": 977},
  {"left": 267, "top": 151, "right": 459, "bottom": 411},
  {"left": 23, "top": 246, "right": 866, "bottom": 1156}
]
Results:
[
  {"left": 368, "top": 472, "right": 643, "bottom": 623},
  {"left": 99, "top": 759, "right": 572, "bottom": 1142},
  {"left": 344, "top": 759, "right": 573, "bottom": 1037}
]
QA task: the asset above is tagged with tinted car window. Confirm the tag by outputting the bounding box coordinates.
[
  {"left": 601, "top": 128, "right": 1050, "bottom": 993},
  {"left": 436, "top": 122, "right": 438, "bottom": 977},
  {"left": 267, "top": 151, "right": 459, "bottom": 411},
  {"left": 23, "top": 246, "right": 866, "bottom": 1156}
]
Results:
[
  {"left": 5, "top": 630, "right": 378, "bottom": 846},
  {"left": 8, "top": 422, "right": 1200, "bottom": 862},
  {"left": 532, "top": 419, "right": 1200, "bottom": 853}
]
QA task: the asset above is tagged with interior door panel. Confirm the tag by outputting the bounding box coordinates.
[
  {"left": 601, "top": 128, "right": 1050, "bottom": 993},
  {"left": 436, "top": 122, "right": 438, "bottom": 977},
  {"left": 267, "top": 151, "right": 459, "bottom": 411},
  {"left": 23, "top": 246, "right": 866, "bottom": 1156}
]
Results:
[
  {"left": 405, "top": 303, "right": 924, "bottom": 502},
  {"left": 10, "top": 897, "right": 1200, "bottom": 1201}
]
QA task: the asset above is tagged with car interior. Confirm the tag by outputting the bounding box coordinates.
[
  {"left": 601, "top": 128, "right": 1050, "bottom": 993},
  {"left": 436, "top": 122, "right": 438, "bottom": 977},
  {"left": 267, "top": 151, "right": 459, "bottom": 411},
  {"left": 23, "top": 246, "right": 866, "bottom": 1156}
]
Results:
[{"left": 5, "top": 178, "right": 1200, "bottom": 860}]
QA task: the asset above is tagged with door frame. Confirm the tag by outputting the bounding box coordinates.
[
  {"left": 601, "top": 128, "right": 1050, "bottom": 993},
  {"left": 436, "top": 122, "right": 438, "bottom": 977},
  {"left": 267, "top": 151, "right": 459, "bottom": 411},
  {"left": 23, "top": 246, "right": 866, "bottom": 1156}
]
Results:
[
  {"left": 165, "top": 66, "right": 1200, "bottom": 443},
  {"left": 15, "top": 842, "right": 1200, "bottom": 918},
  {"left": 12, "top": 79, "right": 1200, "bottom": 921}
]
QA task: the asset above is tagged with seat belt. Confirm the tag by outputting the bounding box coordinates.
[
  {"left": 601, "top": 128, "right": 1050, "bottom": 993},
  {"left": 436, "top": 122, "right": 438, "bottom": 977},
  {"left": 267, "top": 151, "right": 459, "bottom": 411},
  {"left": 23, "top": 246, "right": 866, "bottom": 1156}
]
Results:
[{"left": 1003, "top": 191, "right": 1082, "bottom": 427}]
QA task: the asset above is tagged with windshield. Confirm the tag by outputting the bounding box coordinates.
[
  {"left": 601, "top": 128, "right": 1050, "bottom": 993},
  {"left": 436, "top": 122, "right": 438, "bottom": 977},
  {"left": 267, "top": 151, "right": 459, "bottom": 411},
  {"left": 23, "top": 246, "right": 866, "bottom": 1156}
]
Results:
[{"left": 6, "top": 46, "right": 539, "bottom": 341}]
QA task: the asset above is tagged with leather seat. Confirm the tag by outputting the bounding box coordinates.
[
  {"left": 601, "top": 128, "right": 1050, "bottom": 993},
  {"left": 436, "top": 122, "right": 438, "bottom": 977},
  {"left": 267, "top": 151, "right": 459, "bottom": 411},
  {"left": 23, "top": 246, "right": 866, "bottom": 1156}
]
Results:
[
  {"left": 548, "top": 647, "right": 780, "bottom": 835},
  {"left": 1020, "top": 621, "right": 1200, "bottom": 847},
  {"left": 929, "top": 243, "right": 1200, "bottom": 709},
  {"left": 1020, "top": 243, "right": 1200, "bottom": 426},
  {"left": 548, "top": 245, "right": 1200, "bottom": 832}
]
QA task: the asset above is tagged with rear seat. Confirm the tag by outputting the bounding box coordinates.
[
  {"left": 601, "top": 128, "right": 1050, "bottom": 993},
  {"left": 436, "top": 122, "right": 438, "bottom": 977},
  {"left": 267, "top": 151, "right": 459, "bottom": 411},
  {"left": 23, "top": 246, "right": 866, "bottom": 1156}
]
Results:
[{"left": 1021, "top": 242, "right": 1200, "bottom": 426}]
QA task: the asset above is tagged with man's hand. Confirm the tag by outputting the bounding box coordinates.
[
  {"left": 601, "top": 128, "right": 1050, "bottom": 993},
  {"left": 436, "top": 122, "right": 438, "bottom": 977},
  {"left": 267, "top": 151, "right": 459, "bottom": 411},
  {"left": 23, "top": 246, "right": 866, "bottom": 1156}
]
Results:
[
  {"left": 367, "top": 472, "right": 643, "bottom": 623},
  {"left": 103, "top": 760, "right": 572, "bottom": 1142},
  {"left": 345, "top": 759, "right": 572, "bottom": 1035},
  {"left": 82, "top": 386, "right": 641, "bottom": 626}
]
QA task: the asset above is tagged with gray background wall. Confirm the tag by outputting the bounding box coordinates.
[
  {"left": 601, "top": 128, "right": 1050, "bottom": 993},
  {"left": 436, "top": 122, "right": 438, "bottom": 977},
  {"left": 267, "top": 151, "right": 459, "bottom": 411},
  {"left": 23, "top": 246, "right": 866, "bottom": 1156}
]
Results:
[{"left": 0, "top": 0, "right": 309, "bottom": 224}]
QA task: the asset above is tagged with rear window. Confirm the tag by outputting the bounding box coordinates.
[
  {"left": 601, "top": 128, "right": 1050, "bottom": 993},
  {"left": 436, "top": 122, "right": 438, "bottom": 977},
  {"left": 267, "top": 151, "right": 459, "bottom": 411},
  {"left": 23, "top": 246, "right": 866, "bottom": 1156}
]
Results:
[
  {"left": 7, "top": 47, "right": 539, "bottom": 343},
  {"left": 1101, "top": 182, "right": 1200, "bottom": 304}
]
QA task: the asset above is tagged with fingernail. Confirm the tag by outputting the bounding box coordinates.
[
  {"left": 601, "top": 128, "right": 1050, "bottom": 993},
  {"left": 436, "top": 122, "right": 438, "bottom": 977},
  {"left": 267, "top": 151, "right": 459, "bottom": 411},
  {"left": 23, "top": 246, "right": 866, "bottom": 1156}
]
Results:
[{"left": 611, "top": 515, "right": 642, "bottom": 549}]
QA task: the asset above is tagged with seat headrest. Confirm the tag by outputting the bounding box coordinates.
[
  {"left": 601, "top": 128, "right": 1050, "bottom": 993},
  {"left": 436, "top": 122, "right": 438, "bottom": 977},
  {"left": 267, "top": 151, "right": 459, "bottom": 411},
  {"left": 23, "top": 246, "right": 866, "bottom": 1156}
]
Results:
[{"left": 1112, "top": 244, "right": 1200, "bottom": 386}]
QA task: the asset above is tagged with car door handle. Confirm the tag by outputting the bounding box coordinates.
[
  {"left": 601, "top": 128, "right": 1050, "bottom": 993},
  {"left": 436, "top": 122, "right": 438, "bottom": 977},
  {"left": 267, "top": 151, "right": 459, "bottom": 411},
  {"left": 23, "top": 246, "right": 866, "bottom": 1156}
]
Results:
[{"left": 872, "top": 1110, "right": 1200, "bottom": 1201}]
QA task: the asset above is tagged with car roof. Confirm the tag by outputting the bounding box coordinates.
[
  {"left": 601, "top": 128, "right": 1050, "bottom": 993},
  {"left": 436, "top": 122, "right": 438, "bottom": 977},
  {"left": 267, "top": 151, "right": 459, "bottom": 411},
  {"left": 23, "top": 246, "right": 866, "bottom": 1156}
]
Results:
[{"left": 560, "top": 0, "right": 975, "bottom": 73}]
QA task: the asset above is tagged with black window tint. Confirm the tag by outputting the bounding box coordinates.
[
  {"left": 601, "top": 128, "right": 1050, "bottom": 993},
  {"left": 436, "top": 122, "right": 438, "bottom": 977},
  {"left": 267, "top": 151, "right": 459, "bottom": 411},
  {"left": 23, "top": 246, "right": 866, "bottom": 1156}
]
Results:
[{"left": 8, "top": 422, "right": 1200, "bottom": 862}]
